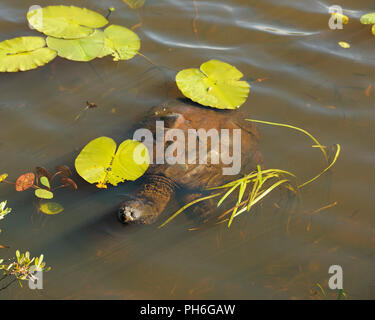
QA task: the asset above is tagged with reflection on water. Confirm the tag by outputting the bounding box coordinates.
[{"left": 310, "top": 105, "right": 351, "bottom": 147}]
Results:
[{"left": 0, "top": 0, "right": 375, "bottom": 299}]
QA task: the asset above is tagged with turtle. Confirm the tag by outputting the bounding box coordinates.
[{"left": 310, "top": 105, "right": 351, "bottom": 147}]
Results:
[{"left": 118, "top": 99, "right": 263, "bottom": 224}]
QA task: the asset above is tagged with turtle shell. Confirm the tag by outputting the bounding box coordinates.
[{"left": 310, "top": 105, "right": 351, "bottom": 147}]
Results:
[{"left": 134, "top": 100, "right": 263, "bottom": 190}]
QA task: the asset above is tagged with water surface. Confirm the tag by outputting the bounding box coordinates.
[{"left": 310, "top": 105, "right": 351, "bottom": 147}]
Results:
[{"left": 0, "top": 0, "right": 374, "bottom": 299}]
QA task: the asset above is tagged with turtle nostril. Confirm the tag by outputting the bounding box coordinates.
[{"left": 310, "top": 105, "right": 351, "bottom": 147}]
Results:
[
  {"left": 118, "top": 208, "right": 127, "bottom": 223},
  {"left": 120, "top": 213, "right": 126, "bottom": 223}
]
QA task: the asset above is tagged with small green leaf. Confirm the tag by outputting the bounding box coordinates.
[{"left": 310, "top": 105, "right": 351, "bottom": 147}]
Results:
[
  {"left": 0, "top": 173, "right": 8, "bottom": 182},
  {"left": 35, "top": 189, "right": 54, "bottom": 200},
  {"left": 176, "top": 60, "right": 250, "bottom": 109},
  {"left": 40, "top": 202, "right": 64, "bottom": 215},
  {"left": 40, "top": 176, "right": 50, "bottom": 189}
]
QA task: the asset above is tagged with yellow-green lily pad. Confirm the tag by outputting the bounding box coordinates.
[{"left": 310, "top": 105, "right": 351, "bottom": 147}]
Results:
[
  {"left": 46, "top": 30, "right": 105, "bottom": 62},
  {"left": 360, "top": 13, "right": 375, "bottom": 24},
  {"left": 27, "top": 5, "right": 108, "bottom": 39},
  {"left": 176, "top": 60, "right": 250, "bottom": 110},
  {"left": 75, "top": 137, "right": 149, "bottom": 188},
  {"left": 98, "top": 25, "right": 140, "bottom": 61},
  {"left": 0, "top": 37, "right": 56, "bottom": 72},
  {"left": 40, "top": 202, "right": 64, "bottom": 215}
]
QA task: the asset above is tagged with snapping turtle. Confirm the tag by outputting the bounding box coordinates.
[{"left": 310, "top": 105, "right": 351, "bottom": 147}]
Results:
[{"left": 118, "top": 100, "right": 263, "bottom": 224}]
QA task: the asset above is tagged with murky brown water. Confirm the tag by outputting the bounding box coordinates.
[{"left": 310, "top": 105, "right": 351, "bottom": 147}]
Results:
[{"left": 1, "top": 0, "right": 374, "bottom": 299}]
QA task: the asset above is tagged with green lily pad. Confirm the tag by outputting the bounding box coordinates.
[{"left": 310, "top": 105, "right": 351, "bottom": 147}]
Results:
[
  {"left": 27, "top": 5, "right": 108, "bottom": 39},
  {"left": 35, "top": 189, "right": 54, "bottom": 200},
  {"left": 75, "top": 137, "right": 150, "bottom": 188},
  {"left": 98, "top": 25, "right": 141, "bottom": 61},
  {"left": 360, "top": 13, "right": 375, "bottom": 24},
  {"left": 0, "top": 37, "right": 56, "bottom": 72},
  {"left": 40, "top": 202, "right": 64, "bottom": 215},
  {"left": 176, "top": 60, "right": 250, "bottom": 110},
  {"left": 46, "top": 30, "right": 105, "bottom": 62}
]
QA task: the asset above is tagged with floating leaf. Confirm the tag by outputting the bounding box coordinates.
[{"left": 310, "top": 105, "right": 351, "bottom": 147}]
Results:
[
  {"left": 98, "top": 25, "right": 140, "bottom": 61},
  {"left": 15, "top": 173, "right": 35, "bottom": 192},
  {"left": 40, "top": 176, "right": 50, "bottom": 189},
  {"left": 0, "top": 37, "right": 56, "bottom": 72},
  {"left": 338, "top": 41, "right": 350, "bottom": 48},
  {"left": 61, "top": 177, "right": 78, "bottom": 190},
  {"left": 47, "top": 30, "right": 105, "bottom": 62},
  {"left": 75, "top": 137, "right": 149, "bottom": 188},
  {"left": 27, "top": 5, "right": 108, "bottom": 39},
  {"left": 40, "top": 202, "right": 64, "bottom": 215},
  {"left": 372, "top": 25, "right": 375, "bottom": 36},
  {"left": 35, "top": 167, "right": 53, "bottom": 180},
  {"left": 0, "top": 173, "right": 8, "bottom": 182},
  {"left": 122, "top": 0, "right": 146, "bottom": 9},
  {"left": 55, "top": 165, "right": 72, "bottom": 177},
  {"left": 35, "top": 189, "right": 54, "bottom": 200},
  {"left": 176, "top": 60, "right": 250, "bottom": 109},
  {"left": 360, "top": 13, "right": 375, "bottom": 24}
]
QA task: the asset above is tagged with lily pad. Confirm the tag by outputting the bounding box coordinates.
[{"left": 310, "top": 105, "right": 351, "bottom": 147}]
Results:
[
  {"left": 176, "top": 60, "right": 250, "bottom": 110},
  {"left": 360, "top": 13, "right": 375, "bottom": 24},
  {"left": 27, "top": 5, "right": 108, "bottom": 39},
  {"left": 0, "top": 37, "right": 56, "bottom": 72},
  {"left": 98, "top": 25, "right": 141, "bottom": 61},
  {"left": 35, "top": 189, "right": 54, "bottom": 200},
  {"left": 46, "top": 30, "right": 105, "bottom": 62},
  {"left": 75, "top": 137, "right": 150, "bottom": 188},
  {"left": 40, "top": 202, "right": 64, "bottom": 215}
]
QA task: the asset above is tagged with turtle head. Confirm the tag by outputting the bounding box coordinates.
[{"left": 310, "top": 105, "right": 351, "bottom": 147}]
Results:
[{"left": 118, "top": 199, "right": 158, "bottom": 225}]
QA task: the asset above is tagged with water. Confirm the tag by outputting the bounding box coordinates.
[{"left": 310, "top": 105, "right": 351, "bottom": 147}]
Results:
[{"left": 0, "top": 0, "right": 374, "bottom": 299}]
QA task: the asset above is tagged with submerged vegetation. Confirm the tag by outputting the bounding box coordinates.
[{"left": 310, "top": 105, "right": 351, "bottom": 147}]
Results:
[{"left": 0, "top": 165, "right": 77, "bottom": 215}]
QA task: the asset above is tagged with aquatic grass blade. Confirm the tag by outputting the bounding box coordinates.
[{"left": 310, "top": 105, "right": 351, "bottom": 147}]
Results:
[{"left": 246, "top": 118, "right": 328, "bottom": 163}]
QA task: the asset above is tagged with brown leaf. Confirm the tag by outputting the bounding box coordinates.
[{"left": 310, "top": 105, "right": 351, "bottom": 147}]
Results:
[
  {"left": 15, "top": 173, "right": 35, "bottom": 192},
  {"left": 35, "top": 167, "right": 53, "bottom": 180},
  {"left": 61, "top": 177, "right": 78, "bottom": 190},
  {"left": 56, "top": 165, "right": 72, "bottom": 178},
  {"left": 365, "top": 84, "right": 372, "bottom": 97}
]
